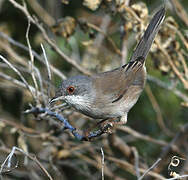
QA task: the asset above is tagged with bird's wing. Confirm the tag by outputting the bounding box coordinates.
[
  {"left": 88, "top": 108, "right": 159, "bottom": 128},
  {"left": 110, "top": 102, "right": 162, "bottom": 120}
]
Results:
[
  {"left": 93, "top": 58, "right": 143, "bottom": 104},
  {"left": 111, "top": 59, "right": 144, "bottom": 103}
]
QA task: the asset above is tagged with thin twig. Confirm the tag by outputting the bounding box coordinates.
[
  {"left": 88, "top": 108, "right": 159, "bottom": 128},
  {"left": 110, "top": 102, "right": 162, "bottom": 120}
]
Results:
[
  {"left": 101, "top": 147, "right": 104, "bottom": 180},
  {"left": 8, "top": 0, "right": 91, "bottom": 75},
  {"left": 131, "top": 147, "right": 140, "bottom": 179},
  {"left": 121, "top": 36, "right": 128, "bottom": 65},
  {"left": 26, "top": 20, "right": 39, "bottom": 104},
  {"left": 166, "top": 174, "right": 188, "bottom": 180},
  {"left": 171, "top": 0, "right": 188, "bottom": 26},
  {"left": 178, "top": 51, "right": 188, "bottom": 79},
  {"left": 34, "top": 67, "right": 46, "bottom": 104},
  {"left": 107, "top": 156, "right": 165, "bottom": 180},
  {"left": 41, "top": 44, "right": 52, "bottom": 81},
  {"left": 148, "top": 75, "right": 188, "bottom": 103},
  {"left": 138, "top": 158, "right": 161, "bottom": 180},
  {"left": 160, "top": 123, "right": 188, "bottom": 159},
  {"left": 0, "top": 31, "right": 66, "bottom": 80},
  {"left": 0, "top": 118, "right": 38, "bottom": 135},
  {"left": 41, "top": 44, "right": 51, "bottom": 104},
  {"left": 0, "top": 146, "right": 53, "bottom": 180},
  {"left": 145, "top": 85, "right": 174, "bottom": 137},
  {"left": 0, "top": 72, "right": 47, "bottom": 99},
  {"left": 156, "top": 39, "right": 188, "bottom": 89},
  {"left": 0, "top": 37, "right": 49, "bottom": 99},
  {"left": 26, "top": 0, "right": 55, "bottom": 26},
  {"left": 166, "top": 23, "right": 188, "bottom": 50},
  {"left": 108, "top": 134, "right": 132, "bottom": 157},
  {"left": 123, "top": 5, "right": 141, "bottom": 22},
  {"left": 0, "top": 31, "right": 42, "bottom": 61},
  {"left": 86, "top": 22, "right": 122, "bottom": 56},
  {"left": 73, "top": 151, "right": 121, "bottom": 179},
  {"left": 118, "top": 126, "right": 179, "bottom": 151},
  {"left": 0, "top": 55, "right": 35, "bottom": 99}
]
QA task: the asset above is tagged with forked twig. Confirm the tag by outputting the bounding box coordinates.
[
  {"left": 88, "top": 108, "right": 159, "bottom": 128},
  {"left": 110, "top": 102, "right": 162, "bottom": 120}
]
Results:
[
  {"left": 8, "top": 0, "right": 91, "bottom": 75},
  {"left": 0, "top": 72, "right": 47, "bottom": 99},
  {"left": 0, "top": 55, "right": 35, "bottom": 99},
  {"left": 0, "top": 31, "right": 66, "bottom": 80},
  {"left": 0, "top": 146, "right": 53, "bottom": 180}
]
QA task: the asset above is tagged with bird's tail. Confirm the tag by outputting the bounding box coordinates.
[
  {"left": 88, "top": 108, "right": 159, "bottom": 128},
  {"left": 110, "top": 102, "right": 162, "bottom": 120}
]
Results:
[{"left": 130, "top": 7, "right": 165, "bottom": 62}]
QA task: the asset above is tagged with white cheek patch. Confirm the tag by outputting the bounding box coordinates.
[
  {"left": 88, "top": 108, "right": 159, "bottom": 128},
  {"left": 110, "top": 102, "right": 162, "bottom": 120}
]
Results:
[{"left": 65, "top": 95, "right": 92, "bottom": 111}]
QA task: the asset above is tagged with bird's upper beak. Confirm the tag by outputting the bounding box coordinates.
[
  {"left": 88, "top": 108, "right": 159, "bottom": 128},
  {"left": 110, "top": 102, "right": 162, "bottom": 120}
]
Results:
[
  {"left": 49, "top": 88, "right": 65, "bottom": 105},
  {"left": 49, "top": 95, "right": 65, "bottom": 104}
]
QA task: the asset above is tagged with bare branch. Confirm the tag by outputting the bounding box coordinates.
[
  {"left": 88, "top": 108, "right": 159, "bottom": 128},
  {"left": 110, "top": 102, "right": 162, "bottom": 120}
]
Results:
[
  {"left": 0, "top": 146, "right": 53, "bottom": 180},
  {"left": 0, "top": 72, "right": 47, "bottom": 99},
  {"left": 0, "top": 55, "right": 35, "bottom": 100},
  {"left": 131, "top": 147, "right": 140, "bottom": 179},
  {"left": 26, "top": 20, "right": 39, "bottom": 104},
  {"left": 0, "top": 31, "right": 66, "bottom": 80},
  {"left": 8, "top": 0, "right": 91, "bottom": 75},
  {"left": 145, "top": 85, "right": 174, "bottom": 136},
  {"left": 138, "top": 158, "right": 161, "bottom": 180},
  {"left": 118, "top": 126, "right": 179, "bottom": 152},
  {"left": 101, "top": 147, "right": 104, "bottom": 180},
  {"left": 41, "top": 44, "right": 52, "bottom": 103},
  {"left": 166, "top": 175, "right": 188, "bottom": 180},
  {"left": 148, "top": 75, "right": 188, "bottom": 103},
  {"left": 107, "top": 156, "right": 165, "bottom": 180}
]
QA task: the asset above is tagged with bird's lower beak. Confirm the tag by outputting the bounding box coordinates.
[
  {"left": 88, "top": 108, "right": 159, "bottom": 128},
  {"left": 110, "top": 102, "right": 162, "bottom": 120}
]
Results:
[{"left": 49, "top": 95, "right": 65, "bottom": 104}]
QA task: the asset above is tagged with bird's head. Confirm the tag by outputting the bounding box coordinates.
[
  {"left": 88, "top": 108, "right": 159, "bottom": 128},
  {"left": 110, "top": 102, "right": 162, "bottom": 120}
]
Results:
[{"left": 50, "top": 75, "right": 95, "bottom": 110}]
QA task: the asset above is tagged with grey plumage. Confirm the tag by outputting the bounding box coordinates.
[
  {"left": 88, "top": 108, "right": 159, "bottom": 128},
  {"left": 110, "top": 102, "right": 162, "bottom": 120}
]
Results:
[{"left": 52, "top": 7, "right": 166, "bottom": 123}]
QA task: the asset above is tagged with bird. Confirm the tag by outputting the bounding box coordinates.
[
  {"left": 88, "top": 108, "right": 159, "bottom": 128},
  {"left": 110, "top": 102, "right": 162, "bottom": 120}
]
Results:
[{"left": 51, "top": 7, "right": 165, "bottom": 127}]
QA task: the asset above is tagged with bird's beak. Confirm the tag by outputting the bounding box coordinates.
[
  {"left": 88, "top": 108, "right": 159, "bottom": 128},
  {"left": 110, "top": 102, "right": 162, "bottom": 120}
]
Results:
[{"left": 49, "top": 95, "right": 65, "bottom": 105}]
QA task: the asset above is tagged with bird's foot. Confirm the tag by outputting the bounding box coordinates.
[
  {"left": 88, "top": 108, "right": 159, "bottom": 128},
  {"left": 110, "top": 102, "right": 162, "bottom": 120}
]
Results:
[
  {"left": 98, "top": 118, "right": 125, "bottom": 129},
  {"left": 101, "top": 122, "right": 114, "bottom": 134},
  {"left": 82, "top": 120, "right": 114, "bottom": 140},
  {"left": 81, "top": 118, "right": 125, "bottom": 140}
]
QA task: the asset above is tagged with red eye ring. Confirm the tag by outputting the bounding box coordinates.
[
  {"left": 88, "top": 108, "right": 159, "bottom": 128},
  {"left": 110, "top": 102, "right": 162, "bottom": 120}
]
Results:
[{"left": 67, "top": 86, "right": 75, "bottom": 94}]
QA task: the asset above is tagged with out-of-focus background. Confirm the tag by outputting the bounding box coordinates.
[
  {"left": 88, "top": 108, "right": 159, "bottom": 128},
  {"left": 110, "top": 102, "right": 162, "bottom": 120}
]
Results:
[{"left": 0, "top": 0, "right": 188, "bottom": 179}]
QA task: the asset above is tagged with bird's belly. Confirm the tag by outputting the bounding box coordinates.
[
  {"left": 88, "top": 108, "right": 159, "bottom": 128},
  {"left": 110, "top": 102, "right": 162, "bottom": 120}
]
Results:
[
  {"left": 112, "top": 85, "right": 143, "bottom": 115},
  {"left": 82, "top": 84, "right": 144, "bottom": 120}
]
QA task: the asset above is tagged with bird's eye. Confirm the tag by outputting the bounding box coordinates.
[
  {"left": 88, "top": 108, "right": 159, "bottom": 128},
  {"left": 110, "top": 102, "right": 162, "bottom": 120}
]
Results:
[{"left": 67, "top": 86, "right": 75, "bottom": 94}]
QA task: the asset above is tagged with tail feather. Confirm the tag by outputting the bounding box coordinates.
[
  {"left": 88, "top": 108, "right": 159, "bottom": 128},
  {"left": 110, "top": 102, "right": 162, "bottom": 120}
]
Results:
[{"left": 130, "top": 7, "right": 165, "bottom": 62}]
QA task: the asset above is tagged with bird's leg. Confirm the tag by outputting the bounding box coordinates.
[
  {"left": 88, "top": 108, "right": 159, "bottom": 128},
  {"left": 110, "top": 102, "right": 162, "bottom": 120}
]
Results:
[
  {"left": 97, "top": 118, "right": 109, "bottom": 125},
  {"left": 82, "top": 119, "right": 113, "bottom": 140},
  {"left": 83, "top": 118, "right": 109, "bottom": 138},
  {"left": 82, "top": 116, "right": 127, "bottom": 140},
  {"left": 97, "top": 118, "right": 116, "bottom": 133},
  {"left": 98, "top": 115, "right": 127, "bottom": 129},
  {"left": 112, "top": 115, "right": 127, "bottom": 126}
]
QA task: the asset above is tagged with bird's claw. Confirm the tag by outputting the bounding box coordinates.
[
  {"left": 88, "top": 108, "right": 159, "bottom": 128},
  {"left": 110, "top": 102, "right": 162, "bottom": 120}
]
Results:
[{"left": 101, "top": 122, "right": 114, "bottom": 134}]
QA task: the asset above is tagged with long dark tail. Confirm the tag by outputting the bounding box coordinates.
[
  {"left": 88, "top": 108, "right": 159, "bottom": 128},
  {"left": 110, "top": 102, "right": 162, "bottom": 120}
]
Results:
[{"left": 130, "top": 7, "right": 165, "bottom": 62}]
